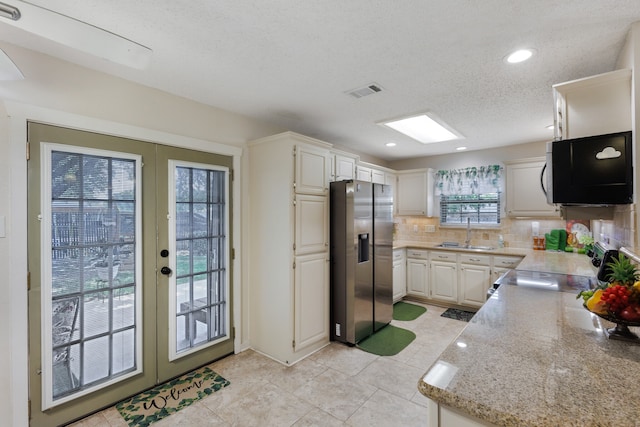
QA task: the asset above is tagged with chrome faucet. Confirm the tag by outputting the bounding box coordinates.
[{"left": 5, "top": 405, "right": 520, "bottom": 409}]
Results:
[{"left": 464, "top": 217, "right": 471, "bottom": 247}]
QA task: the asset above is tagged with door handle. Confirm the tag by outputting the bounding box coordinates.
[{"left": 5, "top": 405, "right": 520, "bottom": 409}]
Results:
[{"left": 160, "top": 266, "right": 172, "bottom": 275}]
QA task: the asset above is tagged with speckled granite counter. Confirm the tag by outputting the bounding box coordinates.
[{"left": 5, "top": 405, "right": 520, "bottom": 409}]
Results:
[{"left": 418, "top": 254, "right": 640, "bottom": 426}]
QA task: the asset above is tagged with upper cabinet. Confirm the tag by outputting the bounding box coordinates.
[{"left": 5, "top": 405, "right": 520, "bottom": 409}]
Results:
[
  {"left": 505, "top": 158, "right": 560, "bottom": 217},
  {"left": 295, "top": 144, "right": 331, "bottom": 194},
  {"left": 331, "top": 152, "right": 357, "bottom": 182},
  {"left": 553, "top": 69, "right": 632, "bottom": 139},
  {"left": 396, "top": 169, "right": 433, "bottom": 216}
]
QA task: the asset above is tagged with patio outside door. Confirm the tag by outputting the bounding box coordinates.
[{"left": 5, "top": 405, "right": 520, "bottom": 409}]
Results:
[{"left": 27, "top": 123, "right": 233, "bottom": 426}]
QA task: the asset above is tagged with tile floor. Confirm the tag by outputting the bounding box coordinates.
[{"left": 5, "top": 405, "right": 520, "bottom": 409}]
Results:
[{"left": 69, "top": 302, "right": 468, "bottom": 427}]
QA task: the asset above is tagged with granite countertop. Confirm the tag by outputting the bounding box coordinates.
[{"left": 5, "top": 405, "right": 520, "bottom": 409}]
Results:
[
  {"left": 393, "top": 240, "right": 531, "bottom": 257},
  {"left": 418, "top": 251, "right": 640, "bottom": 426}
]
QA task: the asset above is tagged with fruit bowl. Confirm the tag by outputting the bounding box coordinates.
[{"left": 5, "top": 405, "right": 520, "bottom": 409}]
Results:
[{"left": 583, "top": 303, "right": 640, "bottom": 343}]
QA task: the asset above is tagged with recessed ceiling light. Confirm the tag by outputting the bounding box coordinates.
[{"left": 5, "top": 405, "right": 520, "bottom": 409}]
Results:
[
  {"left": 546, "top": 124, "right": 555, "bottom": 130},
  {"left": 385, "top": 142, "right": 397, "bottom": 147},
  {"left": 378, "top": 112, "right": 463, "bottom": 144},
  {"left": 506, "top": 49, "right": 535, "bottom": 64},
  {"left": 456, "top": 146, "right": 467, "bottom": 151}
]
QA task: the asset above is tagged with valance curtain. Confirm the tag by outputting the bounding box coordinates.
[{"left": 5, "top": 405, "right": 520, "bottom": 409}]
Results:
[{"left": 435, "top": 165, "right": 503, "bottom": 196}]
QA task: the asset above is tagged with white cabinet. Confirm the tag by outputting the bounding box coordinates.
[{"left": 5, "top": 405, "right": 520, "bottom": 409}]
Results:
[
  {"left": 392, "top": 249, "right": 406, "bottom": 302},
  {"left": 295, "top": 144, "right": 331, "bottom": 194},
  {"left": 491, "top": 255, "right": 523, "bottom": 283},
  {"left": 406, "top": 249, "right": 429, "bottom": 298},
  {"left": 553, "top": 68, "right": 632, "bottom": 139},
  {"left": 397, "top": 169, "right": 433, "bottom": 216},
  {"left": 458, "top": 254, "right": 491, "bottom": 308},
  {"left": 294, "top": 194, "right": 328, "bottom": 255},
  {"left": 356, "top": 165, "right": 372, "bottom": 182},
  {"left": 294, "top": 252, "right": 330, "bottom": 350},
  {"left": 248, "top": 132, "right": 331, "bottom": 365},
  {"left": 505, "top": 158, "right": 560, "bottom": 217},
  {"left": 430, "top": 251, "right": 457, "bottom": 302},
  {"left": 332, "top": 152, "right": 357, "bottom": 181},
  {"left": 371, "top": 168, "right": 385, "bottom": 184}
]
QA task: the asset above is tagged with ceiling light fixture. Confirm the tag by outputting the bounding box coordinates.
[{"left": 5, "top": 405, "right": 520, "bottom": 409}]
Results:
[
  {"left": 385, "top": 142, "right": 396, "bottom": 147},
  {"left": 456, "top": 146, "right": 467, "bottom": 151},
  {"left": 0, "top": 1, "right": 151, "bottom": 69},
  {"left": 0, "top": 2, "right": 20, "bottom": 20},
  {"left": 379, "top": 112, "right": 463, "bottom": 144},
  {"left": 505, "top": 49, "right": 535, "bottom": 64},
  {"left": 546, "top": 124, "right": 555, "bottom": 130}
]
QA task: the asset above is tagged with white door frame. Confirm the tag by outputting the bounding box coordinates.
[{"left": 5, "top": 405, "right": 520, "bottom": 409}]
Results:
[{"left": 5, "top": 101, "right": 243, "bottom": 427}]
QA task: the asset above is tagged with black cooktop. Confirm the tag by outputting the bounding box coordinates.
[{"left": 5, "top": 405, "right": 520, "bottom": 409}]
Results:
[{"left": 494, "top": 269, "right": 596, "bottom": 293}]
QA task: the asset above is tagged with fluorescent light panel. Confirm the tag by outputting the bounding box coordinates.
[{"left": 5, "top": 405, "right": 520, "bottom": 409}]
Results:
[
  {"left": 381, "top": 113, "right": 462, "bottom": 144},
  {"left": 0, "top": 1, "right": 151, "bottom": 69}
]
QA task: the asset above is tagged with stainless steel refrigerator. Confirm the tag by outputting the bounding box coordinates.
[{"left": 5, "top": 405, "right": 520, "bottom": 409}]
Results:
[{"left": 330, "top": 180, "right": 393, "bottom": 345}]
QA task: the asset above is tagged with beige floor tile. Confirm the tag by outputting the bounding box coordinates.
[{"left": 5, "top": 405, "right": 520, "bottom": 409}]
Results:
[
  {"left": 345, "top": 389, "right": 429, "bottom": 426},
  {"left": 72, "top": 300, "right": 468, "bottom": 427},
  {"left": 356, "top": 357, "right": 426, "bottom": 400},
  {"left": 292, "top": 407, "right": 346, "bottom": 426},
  {"left": 214, "top": 382, "right": 312, "bottom": 426},
  {"left": 293, "top": 368, "right": 377, "bottom": 421},
  {"left": 309, "top": 342, "right": 379, "bottom": 376}
]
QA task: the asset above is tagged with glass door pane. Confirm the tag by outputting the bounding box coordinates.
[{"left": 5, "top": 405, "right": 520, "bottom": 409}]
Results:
[
  {"left": 171, "top": 163, "right": 228, "bottom": 358},
  {"left": 44, "top": 147, "right": 142, "bottom": 408}
]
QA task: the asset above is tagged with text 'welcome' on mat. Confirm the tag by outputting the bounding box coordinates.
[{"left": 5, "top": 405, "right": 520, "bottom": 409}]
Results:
[{"left": 116, "top": 366, "right": 229, "bottom": 427}]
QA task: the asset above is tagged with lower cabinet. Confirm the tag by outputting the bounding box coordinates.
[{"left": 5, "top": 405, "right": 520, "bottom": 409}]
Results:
[
  {"left": 294, "top": 252, "right": 330, "bottom": 351},
  {"left": 407, "top": 249, "right": 429, "bottom": 298},
  {"left": 393, "top": 248, "right": 407, "bottom": 302},
  {"left": 458, "top": 254, "right": 491, "bottom": 308},
  {"left": 430, "top": 251, "right": 458, "bottom": 303}
]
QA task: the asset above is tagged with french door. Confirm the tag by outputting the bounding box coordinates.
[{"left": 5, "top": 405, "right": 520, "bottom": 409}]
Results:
[{"left": 27, "top": 123, "right": 233, "bottom": 426}]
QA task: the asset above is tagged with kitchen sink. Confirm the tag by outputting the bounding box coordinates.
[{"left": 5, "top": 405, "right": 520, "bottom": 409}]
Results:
[{"left": 434, "top": 243, "right": 495, "bottom": 251}]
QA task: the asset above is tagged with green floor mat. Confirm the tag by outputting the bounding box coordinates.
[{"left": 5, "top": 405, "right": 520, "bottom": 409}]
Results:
[
  {"left": 357, "top": 324, "right": 416, "bottom": 356},
  {"left": 393, "top": 301, "right": 427, "bottom": 321}
]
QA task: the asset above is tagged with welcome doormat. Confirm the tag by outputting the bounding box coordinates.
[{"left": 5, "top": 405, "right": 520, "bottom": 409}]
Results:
[
  {"left": 357, "top": 324, "right": 416, "bottom": 356},
  {"left": 393, "top": 301, "right": 427, "bottom": 321},
  {"left": 441, "top": 308, "right": 476, "bottom": 322},
  {"left": 116, "top": 366, "right": 230, "bottom": 427}
]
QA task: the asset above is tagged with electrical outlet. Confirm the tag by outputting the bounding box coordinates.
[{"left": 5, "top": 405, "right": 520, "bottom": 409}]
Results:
[
  {"left": 425, "top": 225, "right": 436, "bottom": 233},
  {"left": 335, "top": 323, "right": 341, "bottom": 337},
  {"left": 413, "top": 225, "right": 418, "bottom": 233}
]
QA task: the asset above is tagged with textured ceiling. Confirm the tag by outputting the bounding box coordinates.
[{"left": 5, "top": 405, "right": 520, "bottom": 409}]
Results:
[{"left": 3, "top": 1, "right": 640, "bottom": 160}]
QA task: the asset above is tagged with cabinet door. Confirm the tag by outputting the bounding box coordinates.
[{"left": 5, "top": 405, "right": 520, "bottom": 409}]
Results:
[
  {"left": 459, "top": 264, "right": 491, "bottom": 307},
  {"left": 397, "top": 171, "right": 428, "bottom": 216},
  {"left": 334, "top": 155, "right": 356, "bottom": 181},
  {"left": 371, "top": 168, "right": 385, "bottom": 184},
  {"left": 491, "top": 267, "right": 510, "bottom": 284},
  {"left": 506, "top": 160, "right": 559, "bottom": 217},
  {"left": 407, "top": 258, "right": 428, "bottom": 297},
  {"left": 356, "top": 165, "right": 372, "bottom": 182},
  {"left": 430, "top": 261, "right": 457, "bottom": 302},
  {"left": 295, "top": 194, "right": 328, "bottom": 255},
  {"left": 294, "top": 252, "right": 329, "bottom": 351},
  {"left": 393, "top": 258, "right": 406, "bottom": 302},
  {"left": 295, "top": 145, "right": 329, "bottom": 194}
]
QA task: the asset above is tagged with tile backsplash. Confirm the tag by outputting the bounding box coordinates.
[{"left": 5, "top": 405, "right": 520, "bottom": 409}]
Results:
[{"left": 394, "top": 204, "right": 637, "bottom": 250}]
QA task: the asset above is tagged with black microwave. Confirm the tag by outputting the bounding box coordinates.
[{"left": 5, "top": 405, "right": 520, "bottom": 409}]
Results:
[{"left": 545, "top": 131, "right": 633, "bottom": 205}]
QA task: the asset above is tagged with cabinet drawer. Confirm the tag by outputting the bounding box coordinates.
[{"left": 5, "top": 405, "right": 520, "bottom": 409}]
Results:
[
  {"left": 406, "top": 248, "right": 429, "bottom": 259},
  {"left": 393, "top": 249, "right": 406, "bottom": 260},
  {"left": 493, "top": 256, "right": 523, "bottom": 269},
  {"left": 430, "top": 251, "right": 456, "bottom": 262},
  {"left": 459, "top": 254, "right": 491, "bottom": 266}
]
